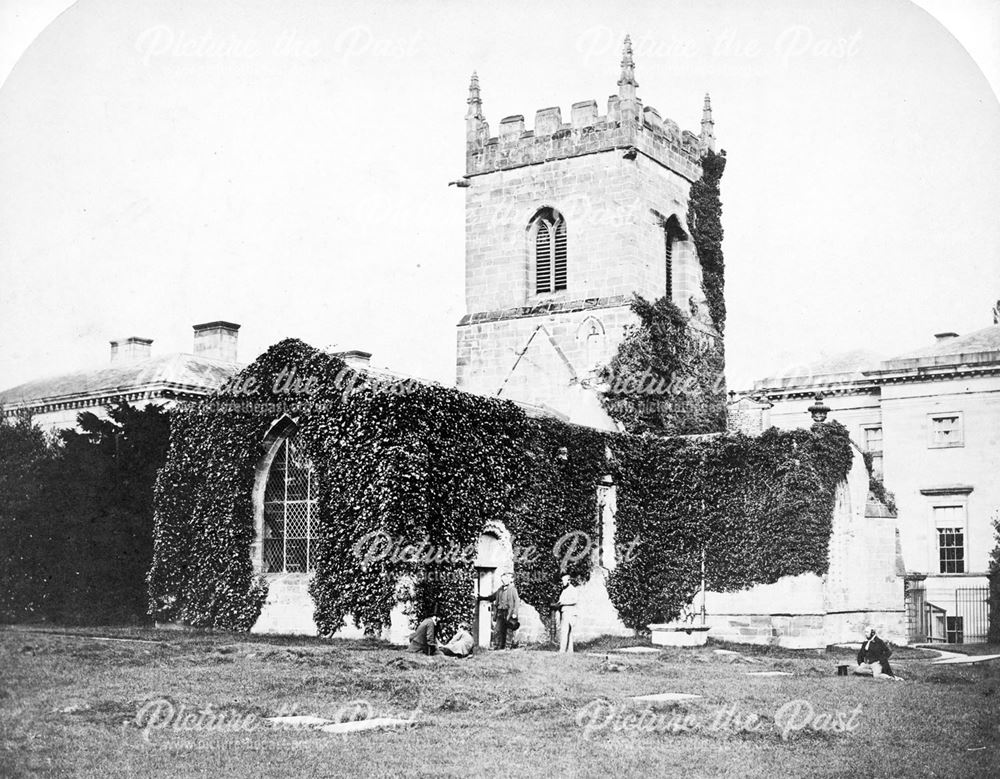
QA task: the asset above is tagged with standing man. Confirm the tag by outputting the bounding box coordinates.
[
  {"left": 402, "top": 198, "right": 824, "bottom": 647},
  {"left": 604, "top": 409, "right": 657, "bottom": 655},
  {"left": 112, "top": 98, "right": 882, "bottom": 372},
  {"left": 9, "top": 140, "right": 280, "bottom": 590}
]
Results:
[
  {"left": 491, "top": 571, "right": 520, "bottom": 650},
  {"left": 408, "top": 614, "right": 439, "bottom": 655},
  {"left": 557, "top": 574, "right": 580, "bottom": 653}
]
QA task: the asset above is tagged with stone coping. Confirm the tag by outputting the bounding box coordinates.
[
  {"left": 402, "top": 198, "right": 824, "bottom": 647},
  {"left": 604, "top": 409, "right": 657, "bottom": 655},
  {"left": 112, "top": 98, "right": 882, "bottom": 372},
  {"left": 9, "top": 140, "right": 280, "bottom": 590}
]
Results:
[{"left": 458, "top": 296, "right": 631, "bottom": 325}]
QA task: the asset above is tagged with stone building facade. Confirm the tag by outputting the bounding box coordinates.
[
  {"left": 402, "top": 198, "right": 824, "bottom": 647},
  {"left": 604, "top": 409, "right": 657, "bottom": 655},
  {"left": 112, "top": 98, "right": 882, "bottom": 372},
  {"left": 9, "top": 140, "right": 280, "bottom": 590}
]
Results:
[{"left": 455, "top": 38, "right": 719, "bottom": 424}]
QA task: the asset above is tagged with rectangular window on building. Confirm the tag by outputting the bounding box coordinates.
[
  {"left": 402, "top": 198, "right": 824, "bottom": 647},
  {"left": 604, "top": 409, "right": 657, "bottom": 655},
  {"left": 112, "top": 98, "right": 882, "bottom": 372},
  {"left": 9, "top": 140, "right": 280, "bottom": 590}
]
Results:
[
  {"left": 934, "top": 503, "right": 966, "bottom": 573},
  {"left": 946, "top": 616, "right": 964, "bottom": 644},
  {"left": 937, "top": 528, "right": 965, "bottom": 573},
  {"left": 929, "top": 412, "right": 963, "bottom": 448},
  {"left": 862, "top": 425, "right": 883, "bottom": 478}
]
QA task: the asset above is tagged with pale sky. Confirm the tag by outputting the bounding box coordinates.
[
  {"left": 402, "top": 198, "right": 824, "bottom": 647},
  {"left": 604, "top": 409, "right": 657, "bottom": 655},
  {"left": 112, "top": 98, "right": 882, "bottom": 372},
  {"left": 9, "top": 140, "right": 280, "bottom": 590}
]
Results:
[{"left": 1, "top": 0, "right": 998, "bottom": 392}]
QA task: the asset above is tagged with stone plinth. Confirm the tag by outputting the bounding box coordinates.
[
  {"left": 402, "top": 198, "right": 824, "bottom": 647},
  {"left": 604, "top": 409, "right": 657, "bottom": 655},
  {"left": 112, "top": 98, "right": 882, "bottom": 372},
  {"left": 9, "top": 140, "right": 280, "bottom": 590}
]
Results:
[{"left": 649, "top": 624, "right": 711, "bottom": 647}]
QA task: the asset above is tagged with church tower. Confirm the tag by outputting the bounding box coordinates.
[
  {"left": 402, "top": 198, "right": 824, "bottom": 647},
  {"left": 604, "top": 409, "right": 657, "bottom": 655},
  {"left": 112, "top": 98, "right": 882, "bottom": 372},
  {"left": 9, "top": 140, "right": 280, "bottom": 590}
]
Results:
[{"left": 456, "top": 38, "right": 720, "bottom": 424}]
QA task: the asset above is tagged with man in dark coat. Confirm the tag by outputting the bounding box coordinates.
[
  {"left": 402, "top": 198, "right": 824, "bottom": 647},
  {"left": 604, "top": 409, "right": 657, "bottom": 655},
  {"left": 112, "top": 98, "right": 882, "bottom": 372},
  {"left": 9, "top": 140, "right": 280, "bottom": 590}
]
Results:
[
  {"left": 856, "top": 626, "right": 902, "bottom": 680},
  {"left": 491, "top": 572, "right": 520, "bottom": 650},
  {"left": 408, "top": 615, "right": 439, "bottom": 655}
]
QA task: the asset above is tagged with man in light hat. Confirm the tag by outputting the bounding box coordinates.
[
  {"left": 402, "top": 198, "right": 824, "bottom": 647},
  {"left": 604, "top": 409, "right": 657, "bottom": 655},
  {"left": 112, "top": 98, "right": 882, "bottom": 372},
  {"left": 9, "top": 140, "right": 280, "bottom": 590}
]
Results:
[{"left": 557, "top": 573, "right": 580, "bottom": 653}]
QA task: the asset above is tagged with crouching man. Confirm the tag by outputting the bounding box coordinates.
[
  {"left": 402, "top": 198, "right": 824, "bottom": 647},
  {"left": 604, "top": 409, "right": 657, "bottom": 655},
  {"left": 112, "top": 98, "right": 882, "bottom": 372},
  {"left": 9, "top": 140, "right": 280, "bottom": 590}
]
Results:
[{"left": 408, "top": 614, "right": 439, "bottom": 656}]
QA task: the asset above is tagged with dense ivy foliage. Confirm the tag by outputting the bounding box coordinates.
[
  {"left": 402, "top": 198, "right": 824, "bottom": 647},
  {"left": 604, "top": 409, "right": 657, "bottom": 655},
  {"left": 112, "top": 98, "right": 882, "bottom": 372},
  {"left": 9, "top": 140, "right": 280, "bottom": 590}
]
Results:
[
  {"left": 149, "top": 340, "right": 602, "bottom": 636},
  {"left": 309, "top": 380, "right": 531, "bottom": 638},
  {"left": 0, "top": 404, "right": 170, "bottom": 624},
  {"left": 599, "top": 295, "right": 726, "bottom": 435},
  {"left": 607, "top": 422, "right": 853, "bottom": 628},
  {"left": 150, "top": 339, "right": 853, "bottom": 637},
  {"left": 148, "top": 403, "right": 269, "bottom": 630},
  {"left": 688, "top": 149, "right": 727, "bottom": 333},
  {"left": 505, "top": 419, "right": 608, "bottom": 628}
]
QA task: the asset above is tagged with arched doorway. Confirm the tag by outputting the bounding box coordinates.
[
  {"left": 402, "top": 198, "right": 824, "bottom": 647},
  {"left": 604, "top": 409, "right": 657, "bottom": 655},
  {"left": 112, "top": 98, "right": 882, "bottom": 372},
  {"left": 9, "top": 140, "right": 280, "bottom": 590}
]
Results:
[{"left": 472, "top": 525, "right": 513, "bottom": 649}]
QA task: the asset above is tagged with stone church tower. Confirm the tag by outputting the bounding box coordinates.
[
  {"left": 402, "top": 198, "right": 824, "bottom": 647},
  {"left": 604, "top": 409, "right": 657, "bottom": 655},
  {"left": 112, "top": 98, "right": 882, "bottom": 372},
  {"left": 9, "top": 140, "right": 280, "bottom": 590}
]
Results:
[{"left": 456, "top": 37, "right": 719, "bottom": 426}]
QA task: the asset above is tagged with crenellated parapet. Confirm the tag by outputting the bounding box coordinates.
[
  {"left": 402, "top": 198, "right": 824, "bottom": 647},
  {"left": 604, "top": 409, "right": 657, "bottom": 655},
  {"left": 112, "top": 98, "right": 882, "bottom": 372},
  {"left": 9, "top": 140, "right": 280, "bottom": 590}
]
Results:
[{"left": 465, "top": 36, "right": 714, "bottom": 183}]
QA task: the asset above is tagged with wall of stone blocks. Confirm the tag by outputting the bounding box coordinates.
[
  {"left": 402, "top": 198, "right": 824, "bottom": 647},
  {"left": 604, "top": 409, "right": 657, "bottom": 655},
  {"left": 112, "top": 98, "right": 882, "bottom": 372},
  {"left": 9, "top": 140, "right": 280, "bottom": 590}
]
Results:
[
  {"left": 706, "top": 614, "right": 827, "bottom": 650},
  {"left": 463, "top": 152, "right": 706, "bottom": 316},
  {"left": 700, "top": 574, "right": 827, "bottom": 648},
  {"left": 456, "top": 303, "right": 636, "bottom": 419},
  {"left": 571, "top": 569, "right": 635, "bottom": 641},
  {"left": 823, "top": 443, "right": 906, "bottom": 643}
]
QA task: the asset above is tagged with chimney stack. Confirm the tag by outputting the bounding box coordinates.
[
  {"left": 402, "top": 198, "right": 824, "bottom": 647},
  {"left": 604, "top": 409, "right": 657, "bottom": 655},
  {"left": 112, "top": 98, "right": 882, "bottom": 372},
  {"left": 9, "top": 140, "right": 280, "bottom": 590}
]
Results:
[
  {"left": 333, "top": 349, "right": 372, "bottom": 369},
  {"left": 110, "top": 336, "right": 153, "bottom": 363},
  {"left": 192, "top": 321, "right": 240, "bottom": 362}
]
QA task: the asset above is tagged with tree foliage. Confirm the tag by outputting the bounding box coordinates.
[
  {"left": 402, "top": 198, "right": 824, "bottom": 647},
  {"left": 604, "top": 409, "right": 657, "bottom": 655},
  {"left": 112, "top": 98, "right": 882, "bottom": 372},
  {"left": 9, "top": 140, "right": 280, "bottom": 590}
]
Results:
[
  {"left": 0, "top": 403, "right": 171, "bottom": 624},
  {"left": 0, "top": 413, "right": 57, "bottom": 620}
]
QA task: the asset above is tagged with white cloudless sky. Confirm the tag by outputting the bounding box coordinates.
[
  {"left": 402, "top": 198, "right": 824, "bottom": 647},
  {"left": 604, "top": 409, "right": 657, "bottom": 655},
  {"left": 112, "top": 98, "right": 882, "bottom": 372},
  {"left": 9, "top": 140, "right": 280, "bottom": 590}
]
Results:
[{"left": 1, "top": 0, "right": 998, "bottom": 393}]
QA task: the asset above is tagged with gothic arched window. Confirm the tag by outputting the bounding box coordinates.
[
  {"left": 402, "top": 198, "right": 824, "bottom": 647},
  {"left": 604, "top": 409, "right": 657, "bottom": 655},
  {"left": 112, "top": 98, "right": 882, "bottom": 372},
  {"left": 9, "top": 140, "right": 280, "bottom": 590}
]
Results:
[
  {"left": 262, "top": 437, "right": 318, "bottom": 573},
  {"left": 530, "top": 208, "right": 567, "bottom": 294},
  {"left": 662, "top": 214, "right": 686, "bottom": 302}
]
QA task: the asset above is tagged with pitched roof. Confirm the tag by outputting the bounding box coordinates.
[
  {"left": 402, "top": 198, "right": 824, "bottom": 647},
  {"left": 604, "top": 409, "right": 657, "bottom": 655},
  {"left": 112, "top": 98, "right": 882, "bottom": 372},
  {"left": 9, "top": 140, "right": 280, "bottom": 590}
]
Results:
[
  {"left": 0, "top": 353, "right": 239, "bottom": 410},
  {"left": 753, "top": 349, "right": 883, "bottom": 391},
  {"left": 876, "top": 325, "right": 1000, "bottom": 372}
]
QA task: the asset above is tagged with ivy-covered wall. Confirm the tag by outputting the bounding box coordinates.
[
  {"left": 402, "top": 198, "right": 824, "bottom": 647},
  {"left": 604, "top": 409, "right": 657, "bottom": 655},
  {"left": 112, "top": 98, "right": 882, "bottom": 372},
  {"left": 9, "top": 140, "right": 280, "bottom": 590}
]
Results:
[
  {"left": 607, "top": 422, "right": 853, "bottom": 628},
  {"left": 148, "top": 340, "right": 603, "bottom": 636},
  {"left": 599, "top": 295, "right": 726, "bottom": 435},
  {"left": 149, "top": 340, "right": 853, "bottom": 636}
]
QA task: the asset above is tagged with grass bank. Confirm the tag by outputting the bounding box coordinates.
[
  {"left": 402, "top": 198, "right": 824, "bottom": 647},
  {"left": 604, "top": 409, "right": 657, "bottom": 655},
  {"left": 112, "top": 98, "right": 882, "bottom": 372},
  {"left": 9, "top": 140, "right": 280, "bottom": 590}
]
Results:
[{"left": 1, "top": 627, "right": 997, "bottom": 777}]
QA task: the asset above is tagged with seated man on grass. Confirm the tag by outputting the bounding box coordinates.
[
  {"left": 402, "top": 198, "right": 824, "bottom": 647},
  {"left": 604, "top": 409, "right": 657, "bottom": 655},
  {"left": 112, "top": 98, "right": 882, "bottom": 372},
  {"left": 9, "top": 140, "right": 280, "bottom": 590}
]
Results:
[
  {"left": 440, "top": 622, "right": 475, "bottom": 658},
  {"left": 855, "top": 626, "right": 903, "bottom": 681}
]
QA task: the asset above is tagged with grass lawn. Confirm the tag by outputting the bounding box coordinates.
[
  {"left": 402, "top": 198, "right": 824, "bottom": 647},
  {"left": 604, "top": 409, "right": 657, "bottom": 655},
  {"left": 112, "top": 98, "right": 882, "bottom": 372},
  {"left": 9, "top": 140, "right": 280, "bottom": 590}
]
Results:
[{"left": 2, "top": 626, "right": 998, "bottom": 778}]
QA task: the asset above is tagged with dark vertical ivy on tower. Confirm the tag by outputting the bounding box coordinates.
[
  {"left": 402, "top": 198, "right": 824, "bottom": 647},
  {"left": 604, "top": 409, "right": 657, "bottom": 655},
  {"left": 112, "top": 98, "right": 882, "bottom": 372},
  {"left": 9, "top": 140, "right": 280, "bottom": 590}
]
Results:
[{"left": 688, "top": 148, "right": 727, "bottom": 334}]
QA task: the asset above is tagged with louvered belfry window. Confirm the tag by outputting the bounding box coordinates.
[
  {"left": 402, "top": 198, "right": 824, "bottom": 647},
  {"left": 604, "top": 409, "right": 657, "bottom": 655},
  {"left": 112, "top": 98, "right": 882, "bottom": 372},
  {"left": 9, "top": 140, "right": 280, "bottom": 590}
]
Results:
[
  {"left": 262, "top": 438, "right": 317, "bottom": 573},
  {"left": 532, "top": 208, "right": 567, "bottom": 294}
]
